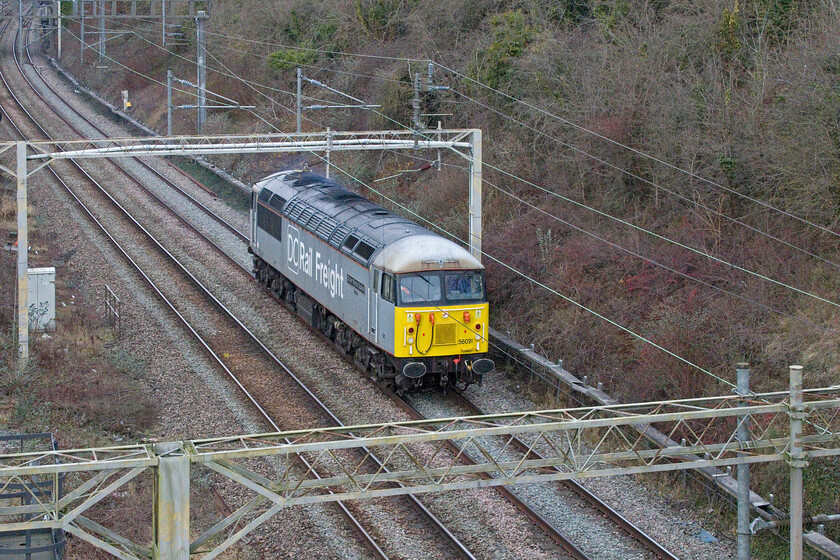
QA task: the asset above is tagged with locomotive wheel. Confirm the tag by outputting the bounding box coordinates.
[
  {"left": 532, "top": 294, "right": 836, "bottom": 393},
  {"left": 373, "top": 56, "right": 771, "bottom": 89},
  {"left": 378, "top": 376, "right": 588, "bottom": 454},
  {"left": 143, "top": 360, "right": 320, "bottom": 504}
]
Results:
[
  {"left": 270, "top": 278, "right": 284, "bottom": 299},
  {"left": 354, "top": 346, "right": 371, "bottom": 371},
  {"left": 321, "top": 315, "right": 335, "bottom": 339}
]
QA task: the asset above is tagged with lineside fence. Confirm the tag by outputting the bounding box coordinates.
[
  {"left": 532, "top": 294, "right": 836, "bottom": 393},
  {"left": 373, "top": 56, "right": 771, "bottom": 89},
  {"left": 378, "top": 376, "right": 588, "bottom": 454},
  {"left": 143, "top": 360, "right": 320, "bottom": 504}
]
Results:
[{"left": 0, "top": 368, "right": 837, "bottom": 559}]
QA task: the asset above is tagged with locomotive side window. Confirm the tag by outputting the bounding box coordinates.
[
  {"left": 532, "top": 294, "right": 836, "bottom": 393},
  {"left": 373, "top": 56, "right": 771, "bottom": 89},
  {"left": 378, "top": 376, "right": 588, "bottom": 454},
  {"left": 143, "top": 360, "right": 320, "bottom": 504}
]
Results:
[
  {"left": 355, "top": 242, "right": 376, "bottom": 261},
  {"left": 269, "top": 195, "right": 287, "bottom": 211},
  {"left": 373, "top": 269, "right": 380, "bottom": 293},
  {"left": 399, "top": 274, "right": 442, "bottom": 305},
  {"left": 256, "top": 203, "right": 271, "bottom": 232},
  {"left": 444, "top": 271, "right": 485, "bottom": 302},
  {"left": 381, "top": 273, "right": 396, "bottom": 303},
  {"left": 257, "top": 204, "right": 283, "bottom": 240},
  {"left": 343, "top": 235, "right": 359, "bottom": 251}
]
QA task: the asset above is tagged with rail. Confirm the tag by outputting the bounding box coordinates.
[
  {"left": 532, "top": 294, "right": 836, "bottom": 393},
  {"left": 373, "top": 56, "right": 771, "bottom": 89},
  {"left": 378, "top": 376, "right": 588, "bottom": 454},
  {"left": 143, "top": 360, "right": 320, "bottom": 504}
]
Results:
[{"left": 0, "top": 383, "right": 838, "bottom": 559}]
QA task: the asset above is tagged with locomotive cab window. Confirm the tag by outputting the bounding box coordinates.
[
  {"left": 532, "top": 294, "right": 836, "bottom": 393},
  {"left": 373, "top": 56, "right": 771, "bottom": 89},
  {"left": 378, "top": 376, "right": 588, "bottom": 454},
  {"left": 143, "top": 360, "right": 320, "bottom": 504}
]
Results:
[
  {"left": 398, "top": 273, "right": 442, "bottom": 305},
  {"left": 444, "top": 271, "right": 486, "bottom": 303},
  {"left": 381, "top": 273, "right": 396, "bottom": 303}
]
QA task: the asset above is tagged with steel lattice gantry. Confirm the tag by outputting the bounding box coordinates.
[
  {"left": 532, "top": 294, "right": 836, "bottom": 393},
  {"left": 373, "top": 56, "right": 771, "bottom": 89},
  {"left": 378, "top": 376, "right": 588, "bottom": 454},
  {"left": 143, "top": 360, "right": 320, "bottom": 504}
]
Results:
[
  {"left": 0, "top": 130, "right": 482, "bottom": 364},
  {"left": 0, "top": 381, "right": 838, "bottom": 560}
]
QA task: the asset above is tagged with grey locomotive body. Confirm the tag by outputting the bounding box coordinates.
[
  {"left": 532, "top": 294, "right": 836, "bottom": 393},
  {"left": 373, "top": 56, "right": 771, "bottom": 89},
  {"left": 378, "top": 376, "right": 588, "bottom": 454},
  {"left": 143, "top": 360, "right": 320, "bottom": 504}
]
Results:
[{"left": 249, "top": 170, "right": 494, "bottom": 391}]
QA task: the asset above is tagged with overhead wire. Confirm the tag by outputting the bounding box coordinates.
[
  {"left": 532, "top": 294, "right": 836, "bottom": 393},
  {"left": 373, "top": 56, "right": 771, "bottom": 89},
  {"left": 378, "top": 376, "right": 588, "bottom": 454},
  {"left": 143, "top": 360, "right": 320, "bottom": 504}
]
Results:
[
  {"left": 62, "top": 24, "right": 201, "bottom": 99},
  {"left": 210, "top": 70, "right": 724, "bottom": 386},
  {"left": 288, "top": 66, "right": 840, "bottom": 314},
  {"left": 483, "top": 161, "right": 840, "bottom": 311},
  {"left": 448, "top": 86, "right": 840, "bottom": 274},
  {"left": 186, "top": 29, "right": 840, "bottom": 321},
  {"left": 195, "top": 40, "right": 840, "bottom": 312},
  {"left": 375, "top": 148, "right": 840, "bottom": 338},
  {"left": 240, "top": 99, "right": 728, "bottom": 383},
  {"left": 99, "top": 16, "right": 840, "bottom": 253},
  {"left": 435, "top": 62, "right": 840, "bottom": 241},
  {"left": 480, "top": 177, "right": 840, "bottom": 336},
  {"left": 65, "top": 17, "right": 832, "bottom": 388},
  {"left": 199, "top": 27, "right": 429, "bottom": 62}
]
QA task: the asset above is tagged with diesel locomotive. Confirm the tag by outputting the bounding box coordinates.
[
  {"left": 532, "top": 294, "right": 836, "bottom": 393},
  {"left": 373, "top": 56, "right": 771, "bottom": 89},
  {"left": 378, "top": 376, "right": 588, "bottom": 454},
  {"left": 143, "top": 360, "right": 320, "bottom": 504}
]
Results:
[{"left": 248, "top": 170, "right": 495, "bottom": 391}]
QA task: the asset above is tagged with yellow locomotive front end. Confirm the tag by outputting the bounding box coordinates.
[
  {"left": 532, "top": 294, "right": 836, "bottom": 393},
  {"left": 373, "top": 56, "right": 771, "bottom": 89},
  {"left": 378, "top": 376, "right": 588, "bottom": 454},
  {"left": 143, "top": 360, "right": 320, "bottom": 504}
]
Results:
[
  {"left": 394, "top": 303, "right": 490, "bottom": 358},
  {"left": 390, "top": 269, "right": 494, "bottom": 387}
]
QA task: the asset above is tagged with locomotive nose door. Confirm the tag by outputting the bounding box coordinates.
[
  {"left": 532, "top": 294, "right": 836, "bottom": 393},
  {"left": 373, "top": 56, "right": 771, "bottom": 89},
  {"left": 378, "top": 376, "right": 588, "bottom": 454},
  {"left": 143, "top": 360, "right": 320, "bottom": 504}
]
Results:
[
  {"left": 368, "top": 269, "right": 379, "bottom": 337},
  {"left": 250, "top": 192, "right": 258, "bottom": 249}
]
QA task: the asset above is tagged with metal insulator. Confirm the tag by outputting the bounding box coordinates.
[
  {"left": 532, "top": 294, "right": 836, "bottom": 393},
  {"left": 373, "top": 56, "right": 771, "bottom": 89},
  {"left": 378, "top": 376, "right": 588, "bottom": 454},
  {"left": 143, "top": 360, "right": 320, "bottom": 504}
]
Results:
[
  {"left": 530, "top": 343, "right": 535, "bottom": 352},
  {"left": 597, "top": 382, "right": 604, "bottom": 391},
  {"left": 582, "top": 375, "right": 588, "bottom": 385},
  {"left": 681, "top": 438, "right": 687, "bottom": 447},
  {"left": 818, "top": 524, "right": 825, "bottom": 535},
  {"left": 557, "top": 358, "right": 563, "bottom": 368},
  {"left": 726, "top": 466, "right": 732, "bottom": 476},
  {"left": 768, "top": 493, "right": 774, "bottom": 504}
]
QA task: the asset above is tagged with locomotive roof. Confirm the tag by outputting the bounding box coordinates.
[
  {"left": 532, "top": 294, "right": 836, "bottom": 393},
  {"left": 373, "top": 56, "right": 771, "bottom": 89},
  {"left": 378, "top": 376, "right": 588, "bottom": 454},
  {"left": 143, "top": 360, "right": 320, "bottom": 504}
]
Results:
[{"left": 254, "top": 171, "right": 483, "bottom": 273}]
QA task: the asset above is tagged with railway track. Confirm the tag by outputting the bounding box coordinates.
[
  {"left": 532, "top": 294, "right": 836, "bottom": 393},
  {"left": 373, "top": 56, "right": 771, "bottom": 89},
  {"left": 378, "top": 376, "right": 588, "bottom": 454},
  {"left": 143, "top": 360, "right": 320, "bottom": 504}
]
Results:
[
  {"left": 4, "top": 14, "right": 685, "bottom": 560},
  {"left": 420, "top": 390, "right": 680, "bottom": 560},
  {"left": 1, "top": 17, "right": 484, "bottom": 560}
]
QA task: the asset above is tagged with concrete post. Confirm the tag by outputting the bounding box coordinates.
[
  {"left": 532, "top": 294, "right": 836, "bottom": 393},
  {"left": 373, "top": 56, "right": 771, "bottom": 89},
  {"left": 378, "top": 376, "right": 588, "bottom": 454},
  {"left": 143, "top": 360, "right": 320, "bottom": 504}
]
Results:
[
  {"left": 17, "top": 0, "right": 22, "bottom": 56},
  {"left": 16, "top": 142, "right": 28, "bottom": 366},
  {"left": 736, "top": 363, "right": 751, "bottom": 560},
  {"left": 195, "top": 10, "right": 206, "bottom": 134},
  {"left": 325, "top": 127, "right": 331, "bottom": 178},
  {"left": 296, "top": 67, "right": 301, "bottom": 134},
  {"left": 789, "top": 364, "right": 805, "bottom": 560},
  {"left": 79, "top": 0, "right": 84, "bottom": 63},
  {"left": 468, "top": 129, "right": 482, "bottom": 262},
  {"left": 166, "top": 69, "right": 172, "bottom": 137},
  {"left": 154, "top": 442, "right": 189, "bottom": 560},
  {"left": 97, "top": 0, "right": 104, "bottom": 63},
  {"left": 56, "top": 0, "right": 61, "bottom": 59},
  {"left": 412, "top": 72, "right": 421, "bottom": 131}
]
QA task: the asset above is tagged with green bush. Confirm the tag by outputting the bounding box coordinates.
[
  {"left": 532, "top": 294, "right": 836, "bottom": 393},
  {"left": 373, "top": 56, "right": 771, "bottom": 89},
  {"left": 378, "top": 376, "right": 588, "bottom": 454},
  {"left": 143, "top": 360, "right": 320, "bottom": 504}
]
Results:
[
  {"left": 268, "top": 49, "right": 318, "bottom": 71},
  {"left": 470, "top": 10, "right": 536, "bottom": 89},
  {"left": 354, "top": 0, "right": 410, "bottom": 42}
]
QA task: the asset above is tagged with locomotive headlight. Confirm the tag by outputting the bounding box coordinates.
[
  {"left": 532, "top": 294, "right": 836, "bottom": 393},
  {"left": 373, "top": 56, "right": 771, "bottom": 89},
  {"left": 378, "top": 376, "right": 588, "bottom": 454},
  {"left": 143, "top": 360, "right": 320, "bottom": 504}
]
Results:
[{"left": 408, "top": 337, "right": 414, "bottom": 344}]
